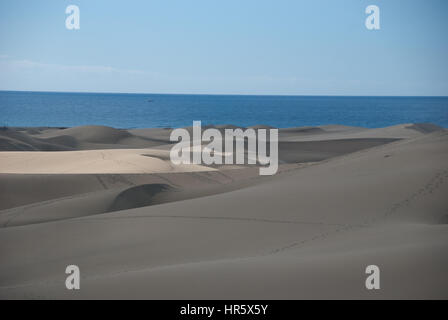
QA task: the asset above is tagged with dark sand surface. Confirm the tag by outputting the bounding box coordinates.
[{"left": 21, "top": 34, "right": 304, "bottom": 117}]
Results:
[{"left": 0, "top": 123, "right": 447, "bottom": 299}]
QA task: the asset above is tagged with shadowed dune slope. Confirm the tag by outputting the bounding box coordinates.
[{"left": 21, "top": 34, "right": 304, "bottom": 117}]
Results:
[
  {"left": 0, "top": 184, "right": 173, "bottom": 227},
  {"left": 108, "top": 184, "right": 172, "bottom": 212},
  {"left": 277, "top": 138, "right": 399, "bottom": 163}
]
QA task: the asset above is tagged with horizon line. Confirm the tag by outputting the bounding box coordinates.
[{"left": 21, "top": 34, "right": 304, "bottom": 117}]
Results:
[{"left": 1, "top": 89, "right": 448, "bottom": 98}]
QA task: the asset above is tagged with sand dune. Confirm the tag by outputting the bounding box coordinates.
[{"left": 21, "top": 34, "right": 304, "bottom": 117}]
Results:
[
  {"left": 0, "top": 172, "right": 267, "bottom": 227},
  {"left": 279, "top": 123, "right": 444, "bottom": 141},
  {"left": 0, "top": 125, "right": 169, "bottom": 151},
  {"left": 0, "top": 124, "right": 447, "bottom": 299},
  {"left": 0, "top": 184, "right": 174, "bottom": 227},
  {"left": 0, "top": 129, "right": 76, "bottom": 151},
  {"left": 0, "top": 167, "right": 265, "bottom": 211},
  {"left": 40, "top": 125, "right": 132, "bottom": 143}
]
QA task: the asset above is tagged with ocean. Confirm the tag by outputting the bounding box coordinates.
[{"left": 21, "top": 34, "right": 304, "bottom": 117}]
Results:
[{"left": 1, "top": 91, "right": 447, "bottom": 129}]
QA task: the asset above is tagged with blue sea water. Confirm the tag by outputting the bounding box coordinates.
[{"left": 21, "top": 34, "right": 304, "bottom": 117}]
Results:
[{"left": 0, "top": 91, "right": 447, "bottom": 129}]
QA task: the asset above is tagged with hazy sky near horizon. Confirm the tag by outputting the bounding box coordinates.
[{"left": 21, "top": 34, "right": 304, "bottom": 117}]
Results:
[{"left": 0, "top": 0, "right": 447, "bottom": 95}]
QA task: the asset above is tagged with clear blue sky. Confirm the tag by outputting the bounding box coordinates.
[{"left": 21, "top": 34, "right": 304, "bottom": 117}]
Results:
[{"left": 0, "top": 0, "right": 447, "bottom": 95}]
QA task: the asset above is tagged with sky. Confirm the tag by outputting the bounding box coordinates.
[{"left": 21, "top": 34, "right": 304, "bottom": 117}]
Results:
[{"left": 0, "top": 0, "right": 447, "bottom": 96}]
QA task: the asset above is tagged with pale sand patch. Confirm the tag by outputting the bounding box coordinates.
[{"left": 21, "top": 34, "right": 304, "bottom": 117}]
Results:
[{"left": 0, "top": 149, "right": 215, "bottom": 174}]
